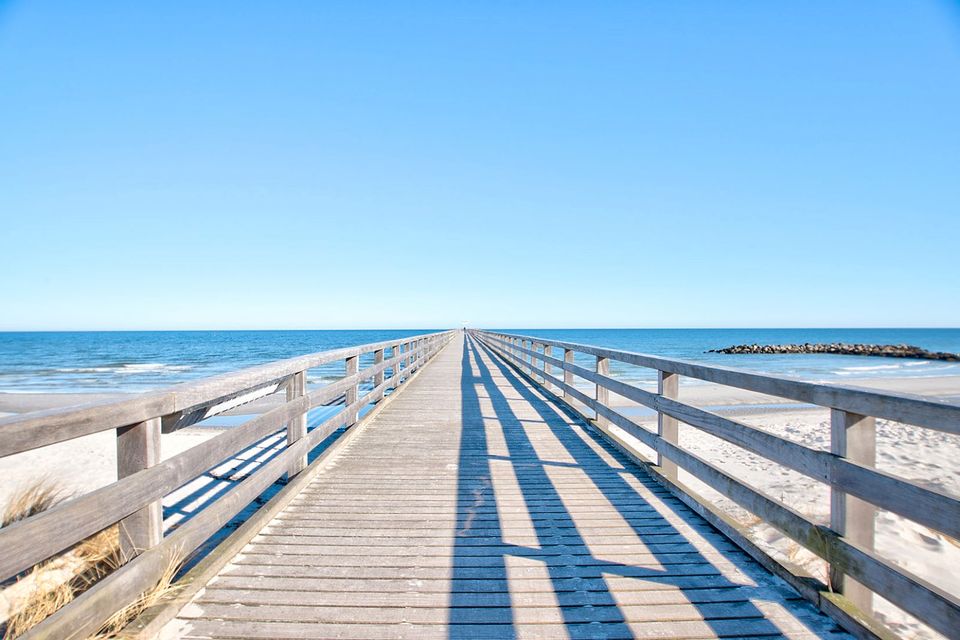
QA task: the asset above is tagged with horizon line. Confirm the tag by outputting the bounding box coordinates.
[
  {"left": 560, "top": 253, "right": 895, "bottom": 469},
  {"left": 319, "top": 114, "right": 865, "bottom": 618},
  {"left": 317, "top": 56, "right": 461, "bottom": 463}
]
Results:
[{"left": 1, "top": 326, "right": 958, "bottom": 333}]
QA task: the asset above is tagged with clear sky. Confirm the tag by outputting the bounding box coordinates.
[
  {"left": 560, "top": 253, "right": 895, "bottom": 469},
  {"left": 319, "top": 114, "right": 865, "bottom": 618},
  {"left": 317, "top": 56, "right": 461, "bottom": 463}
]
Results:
[{"left": 1, "top": 2, "right": 958, "bottom": 330}]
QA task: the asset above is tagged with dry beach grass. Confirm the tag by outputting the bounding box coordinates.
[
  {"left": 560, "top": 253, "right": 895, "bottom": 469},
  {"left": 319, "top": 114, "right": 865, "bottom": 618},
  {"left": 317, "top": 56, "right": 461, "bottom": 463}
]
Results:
[{"left": 0, "top": 481, "right": 182, "bottom": 639}]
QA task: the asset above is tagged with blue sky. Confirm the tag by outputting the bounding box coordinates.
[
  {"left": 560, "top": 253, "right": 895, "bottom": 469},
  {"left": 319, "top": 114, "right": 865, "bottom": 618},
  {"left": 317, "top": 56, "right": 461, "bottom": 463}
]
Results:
[{"left": 1, "top": 2, "right": 958, "bottom": 330}]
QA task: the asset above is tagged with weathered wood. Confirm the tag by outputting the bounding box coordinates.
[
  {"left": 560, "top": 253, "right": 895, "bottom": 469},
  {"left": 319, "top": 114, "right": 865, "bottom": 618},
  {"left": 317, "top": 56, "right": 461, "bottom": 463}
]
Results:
[
  {"left": 122, "top": 345, "right": 438, "bottom": 640},
  {"left": 116, "top": 417, "right": 162, "bottom": 559},
  {"left": 478, "top": 331, "right": 960, "bottom": 433},
  {"left": 831, "top": 410, "right": 877, "bottom": 612},
  {"left": 595, "top": 356, "right": 609, "bottom": 426},
  {"left": 485, "top": 333, "right": 960, "bottom": 540},
  {"left": 542, "top": 344, "right": 553, "bottom": 392},
  {"left": 393, "top": 343, "right": 403, "bottom": 382},
  {"left": 344, "top": 355, "right": 359, "bottom": 427},
  {"left": 285, "top": 371, "right": 307, "bottom": 478},
  {"left": 577, "top": 406, "right": 898, "bottom": 640},
  {"left": 10, "top": 327, "right": 957, "bottom": 639},
  {"left": 22, "top": 334, "right": 453, "bottom": 640},
  {"left": 658, "top": 370, "right": 679, "bottom": 481},
  {"left": 0, "top": 331, "right": 453, "bottom": 455},
  {"left": 165, "top": 333, "right": 846, "bottom": 640},
  {"left": 0, "top": 336, "right": 449, "bottom": 583},
  {"left": 478, "top": 332, "right": 960, "bottom": 639},
  {"left": 163, "top": 380, "right": 285, "bottom": 433},
  {"left": 373, "top": 349, "right": 385, "bottom": 401}
]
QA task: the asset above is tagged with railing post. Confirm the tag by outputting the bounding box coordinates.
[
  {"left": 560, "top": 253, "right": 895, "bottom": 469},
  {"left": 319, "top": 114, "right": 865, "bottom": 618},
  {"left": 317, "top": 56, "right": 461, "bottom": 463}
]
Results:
[
  {"left": 345, "top": 355, "right": 359, "bottom": 426},
  {"left": 116, "top": 417, "right": 162, "bottom": 559},
  {"left": 657, "top": 371, "right": 679, "bottom": 481},
  {"left": 285, "top": 371, "right": 307, "bottom": 478},
  {"left": 531, "top": 342, "right": 540, "bottom": 381},
  {"left": 830, "top": 409, "right": 876, "bottom": 612},
  {"left": 394, "top": 343, "right": 403, "bottom": 383},
  {"left": 374, "top": 349, "right": 385, "bottom": 401},
  {"left": 563, "top": 348, "right": 574, "bottom": 399},
  {"left": 595, "top": 356, "right": 609, "bottom": 426},
  {"left": 543, "top": 344, "right": 553, "bottom": 391}
]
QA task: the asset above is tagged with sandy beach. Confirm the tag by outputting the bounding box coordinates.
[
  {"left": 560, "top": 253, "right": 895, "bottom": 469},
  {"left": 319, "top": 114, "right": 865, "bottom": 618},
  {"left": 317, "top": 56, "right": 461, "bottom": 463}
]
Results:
[{"left": 1, "top": 374, "right": 957, "bottom": 639}]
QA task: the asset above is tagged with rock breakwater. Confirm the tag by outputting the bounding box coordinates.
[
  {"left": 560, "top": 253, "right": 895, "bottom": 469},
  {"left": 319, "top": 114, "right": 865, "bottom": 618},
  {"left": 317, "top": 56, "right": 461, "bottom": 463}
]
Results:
[{"left": 707, "top": 343, "right": 960, "bottom": 361}]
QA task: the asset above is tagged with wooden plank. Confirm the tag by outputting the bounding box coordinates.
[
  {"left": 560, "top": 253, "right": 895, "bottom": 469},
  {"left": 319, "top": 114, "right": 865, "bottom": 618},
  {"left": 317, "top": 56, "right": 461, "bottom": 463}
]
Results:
[
  {"left": 595, "top": 355, "right": 609, "bottom": 426},
  {"left": 479, "top": 333, "right": 960, "bottom": 639},
  {"left": 162, "top": 332, "right": 851, "bottom": 640},
  {"left": 116, "top": 417, "right": 162, "bottom": 559},
  {"left": 658, "top": 370, "right": 679, "bottom": 481},
  {"left": 344, "top": 355, "right": 359, "bottom": 427},
  {"left": 477, "top": 331, "right": 960, "bottom": 433},
  {"left": 0, "top": 340, "right": 443, "bottom": 583},
  {"left": 21, "top": 335, "right": 454, "bottom": 640},
  {"left": 0, "top": 397, "right": 300, "bottom": 581},
  {"left": 122, "top": 341, "right": 444, "bottom": 640},
  {"left": 542, "top": 344, "right": 553, "bottom": 392},
  {"left": 831, "top": 410, "right": 877, "bottom": 612},
  {"left": 174, "top": 618, "right": 849, "bottom": 640},
  {"left": 285, "top": 371, "right": 307, "bottom": 478},
  {"left": 373, "top": 349, "right": 385, "bottom": 402},
  {"left": 485, "top": 332, "right": 960, "bottom": 541},
  {"left": 178, "top": 599, "right": 814, "bottom": 625}
]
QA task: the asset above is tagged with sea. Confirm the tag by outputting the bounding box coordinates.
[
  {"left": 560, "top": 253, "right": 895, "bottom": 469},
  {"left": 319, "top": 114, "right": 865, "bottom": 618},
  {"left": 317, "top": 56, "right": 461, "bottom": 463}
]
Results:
[{"left": 0, "top": 328, "right": 957, "bottom": 394}]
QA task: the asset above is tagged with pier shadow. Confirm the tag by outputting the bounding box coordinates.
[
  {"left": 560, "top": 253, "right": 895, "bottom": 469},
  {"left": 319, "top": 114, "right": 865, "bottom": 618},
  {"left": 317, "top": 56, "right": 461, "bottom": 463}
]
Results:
[{"left": 450, "top": 333, "right": 841, "bottom": 638}]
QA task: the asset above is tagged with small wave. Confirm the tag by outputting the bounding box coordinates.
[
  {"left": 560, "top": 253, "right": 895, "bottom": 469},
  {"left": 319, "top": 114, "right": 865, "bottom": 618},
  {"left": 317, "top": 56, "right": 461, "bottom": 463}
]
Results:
[
  {"left": 838, "top": 364, "right": 903, "bottom": 372},
  {"left": 55, "top": 363, "right": 193, "bottom": 374},
  {"left": 116, "top": 363, "right": 193, "bottom": 373}
]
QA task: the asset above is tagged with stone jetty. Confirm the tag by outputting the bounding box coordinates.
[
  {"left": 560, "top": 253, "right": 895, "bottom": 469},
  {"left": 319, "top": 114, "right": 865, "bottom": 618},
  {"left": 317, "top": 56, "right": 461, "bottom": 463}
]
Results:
[{"left": 707, "top": 343, "right": 960, "bottom": 361}]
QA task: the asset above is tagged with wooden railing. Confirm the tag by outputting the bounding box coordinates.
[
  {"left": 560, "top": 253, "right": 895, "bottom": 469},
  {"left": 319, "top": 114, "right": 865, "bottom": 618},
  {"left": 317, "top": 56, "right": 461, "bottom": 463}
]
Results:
[
  {"left": 0, "top": 330, "right": 454, "bottom": 639},
  {"left": 472, "top": 330, "right": 960, "bottom": 640}
]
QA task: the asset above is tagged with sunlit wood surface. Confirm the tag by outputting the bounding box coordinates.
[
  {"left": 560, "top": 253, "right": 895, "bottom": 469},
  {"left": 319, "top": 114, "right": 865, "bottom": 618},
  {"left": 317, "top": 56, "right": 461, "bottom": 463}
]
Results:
[{"left": 170, "top": 334, "right": 849, "bottom": 639}]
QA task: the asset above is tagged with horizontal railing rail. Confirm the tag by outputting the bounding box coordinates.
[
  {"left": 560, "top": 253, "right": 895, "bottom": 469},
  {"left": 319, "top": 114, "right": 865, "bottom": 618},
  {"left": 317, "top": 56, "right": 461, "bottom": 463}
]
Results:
[
  {"left": 472, "top": 329, "right": 960, "bottom": 640},
  {"left": 0, "top": 330, "right": 454, "bottom": 639}
]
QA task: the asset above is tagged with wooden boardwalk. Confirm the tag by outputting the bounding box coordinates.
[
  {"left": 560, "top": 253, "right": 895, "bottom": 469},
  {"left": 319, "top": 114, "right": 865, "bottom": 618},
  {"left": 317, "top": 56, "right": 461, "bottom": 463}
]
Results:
[{"left": 167, "top": 334, "right": 849, "bottom": 639}]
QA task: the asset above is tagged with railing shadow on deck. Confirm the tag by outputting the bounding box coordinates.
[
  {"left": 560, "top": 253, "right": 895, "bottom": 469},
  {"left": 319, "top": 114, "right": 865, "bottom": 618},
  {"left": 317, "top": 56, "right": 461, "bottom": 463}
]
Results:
[{"left": 452, "top": 334, "right": 840, "bottom": 638}]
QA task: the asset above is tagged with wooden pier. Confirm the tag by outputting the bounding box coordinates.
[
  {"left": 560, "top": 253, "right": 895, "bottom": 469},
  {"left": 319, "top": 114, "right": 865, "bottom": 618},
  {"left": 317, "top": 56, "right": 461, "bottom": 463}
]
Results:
[{"left": 1, "top": 330, "right": 958, "bottom": 639}]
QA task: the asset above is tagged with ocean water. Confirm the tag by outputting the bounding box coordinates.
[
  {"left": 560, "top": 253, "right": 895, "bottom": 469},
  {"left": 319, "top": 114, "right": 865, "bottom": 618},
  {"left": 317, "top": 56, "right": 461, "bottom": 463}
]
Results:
[
  {"left": 0, "top": 330, "right": 437, "bottom": 393},
  {"left": 0, "top": 328, "right": 957, "bottom": 393}
]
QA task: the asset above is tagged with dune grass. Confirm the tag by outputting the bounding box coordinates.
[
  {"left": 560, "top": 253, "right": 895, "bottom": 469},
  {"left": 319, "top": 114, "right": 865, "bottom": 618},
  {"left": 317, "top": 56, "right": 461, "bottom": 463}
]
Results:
[
  {"left": 1, "top": 480, "right": 69, "bottom": 528},
  {"left": 1, "top": 480, "right": 182, "bottom": 639}
]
